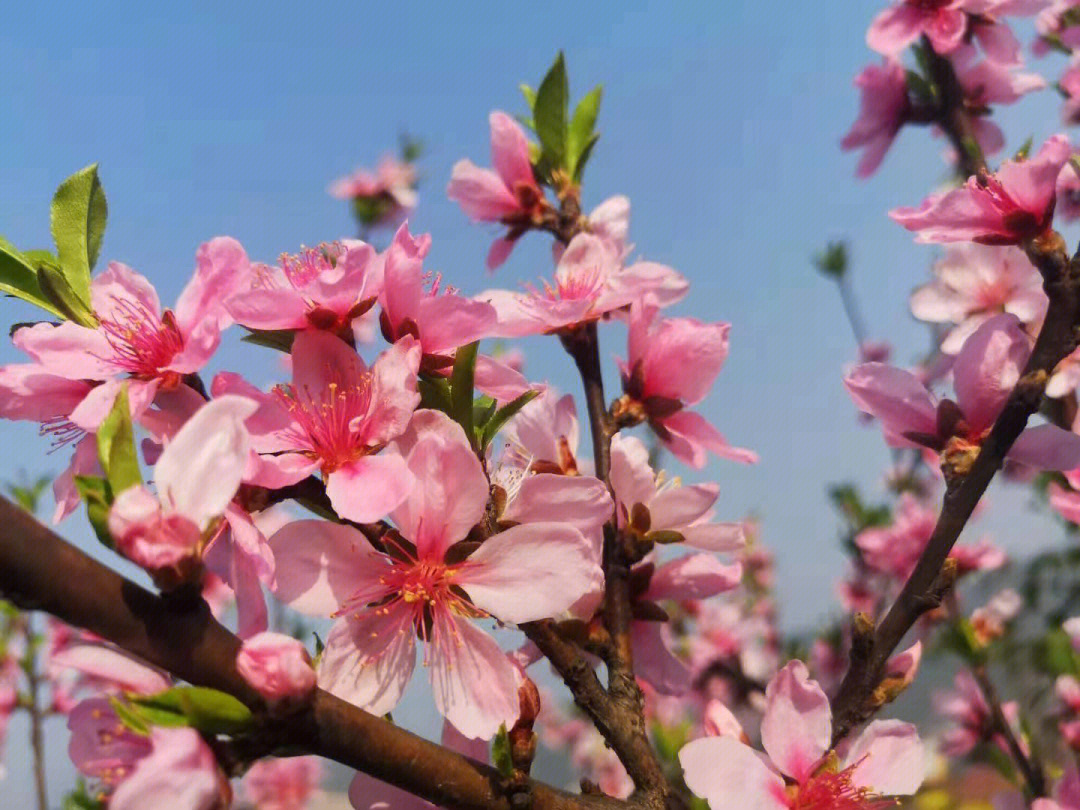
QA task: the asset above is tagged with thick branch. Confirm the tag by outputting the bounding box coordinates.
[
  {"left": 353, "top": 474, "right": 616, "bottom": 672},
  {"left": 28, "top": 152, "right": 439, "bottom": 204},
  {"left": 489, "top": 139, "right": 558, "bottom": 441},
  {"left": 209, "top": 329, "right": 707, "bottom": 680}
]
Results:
[
  {"left": 0, "top": 496, "right": 621, "bottom": 810},
  {"left": 831, "top": 235, "right": 1080, "bottom": 740}
]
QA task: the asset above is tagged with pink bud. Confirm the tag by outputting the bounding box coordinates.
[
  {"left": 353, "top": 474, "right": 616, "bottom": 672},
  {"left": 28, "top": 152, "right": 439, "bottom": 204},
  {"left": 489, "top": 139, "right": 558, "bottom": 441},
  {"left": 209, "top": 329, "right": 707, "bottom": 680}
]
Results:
[{"left": 236, "top": 632, "right": 316, "bottom": 701}]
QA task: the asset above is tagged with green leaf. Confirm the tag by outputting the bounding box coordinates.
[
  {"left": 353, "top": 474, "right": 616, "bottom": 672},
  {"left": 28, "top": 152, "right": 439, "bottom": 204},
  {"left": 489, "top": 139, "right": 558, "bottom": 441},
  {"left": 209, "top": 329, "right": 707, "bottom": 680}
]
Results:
[
  {"left": 97, "top": 386, "right": 142, "bottom": 495},
  {"left": 491, "top": 724, "right": 515, "bottom": 777},
  {"left": 571, "top": 133, "right": 599, "bottom": 182},
  {"left": 241, "top": 328, "right": 296, "bottom": 353},
  {"left": 109, "top": 696, "right": 151, "bottom": 736},
  {"left": 37, "top": 263, "right": 97, "bottom": 327},
  {"left": 417, "top": 375, "right": 454, "bottom": 414},
  {"left": 74, "top": 475, "right": 114, "bottom": 549},
  {"left": 450, "top": 342, "right": 479, "bottom": 440},
  {"left": 567, "top": 85, "right": 602, "bottom": 178},
  {"left": 0, "top": 238, "right": 64, "bottom": 318},
  {"left": 481, "top": 389, "right": 539, "bottom": 449},
  {"left": 519, "top": 83, "right": 537, "bottom": 110},
  {"left": 50, "top": 164, "right": 107, "bottom": 308},
  {"left": 133, "top": 687, "right": 253, "bottom": 735},
  {"left": 63, "top": 780, "right": 107, "bottom": 810},
  {"left": 533, "top": 52, "right": 569, "bottom": 169}
]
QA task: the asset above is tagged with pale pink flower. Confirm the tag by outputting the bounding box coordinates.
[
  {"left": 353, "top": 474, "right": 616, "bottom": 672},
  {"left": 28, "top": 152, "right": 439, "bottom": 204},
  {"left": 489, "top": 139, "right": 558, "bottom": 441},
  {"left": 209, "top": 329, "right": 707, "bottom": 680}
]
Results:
[
  {"left": 610, "top": 433, "right": 746, "bottom": 552},
  {"left": 1065, "top": 615, "right": 1080, "bottom": 650},
  {"left": 481, "top": 233, "right": 688, "bottom": 338},
  {"left": 1035, "top": 0, "right": 1080, "bottom": 55},
  {"left": 1062, "top": 62, "right": 1080, "bottom": 123},
  {"left": 214, "top": 331, "right": 420, "bottom": 523},
  {"left": 841, "top": 59, "right": 910, "bottom": 178},
  {"left": 500, "top": 389, "right": 582, "bottom": 475},
  {"left": 330, "top": 154, "right": 418, "bottom": 230},
  {"left": 0, "top": 657, "right": 16, "bottom": 778},
  {"left": 51, "top": 641, "right": 171, "bottom": 698},
  {"left": 910, "top": 243, "right": 1046, "bottom": 354},
  {"left": 891, "top": 134, "right": 1071, "bottom": 244},
  {"left": 845, "top": 314, "right": 1080, "bottom": 469},
  {"left": 868, "top": 1, "right": 969, "bottom": 57},
  {"left": 243, "top": 756, "right": 323, "bottom": 810},
  {"left": 108, "top": 396, "right": 257, "bottom": 575},
  {"left": 1056, "top": 158, "right": 1080, "bottom": 223},
  {"left": 680, "top": 661, "right": 925, "bottom": 809},
  {"left": 237, "top": 632, "right": 316, "bottom": 701},
  {"left": 13, "top": 238, "right": 249, "bottom": 426},
  {"left": 934, "top": 669, "right": 1024, "bottom": 756},
  {"left": 1049, "top": 469, "right": 1080, "bottom": 521},
  {"left": 618, "top": 305, "right": 757, "bottom": 468},
  {"left": 227, "top": 241, "right": 382, "bottom": 336},
  {"left": 109, "top": 727, "right": 228, "bottom": 810},
  {"left": 448, "top": 112, "right": 544, "bottom": 270},
  {"left": 269, "top": 410, "right": 602, "bottom": 739},
  {"left": 970, "top": 588, "right": 1023, "bottom": 643}
]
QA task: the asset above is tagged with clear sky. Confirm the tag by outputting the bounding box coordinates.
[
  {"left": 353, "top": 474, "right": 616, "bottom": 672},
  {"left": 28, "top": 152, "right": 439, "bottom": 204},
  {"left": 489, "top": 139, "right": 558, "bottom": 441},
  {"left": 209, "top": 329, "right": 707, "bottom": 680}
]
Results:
[{"left": 0, "top": 1, "right": 1072, "bottom": 803}]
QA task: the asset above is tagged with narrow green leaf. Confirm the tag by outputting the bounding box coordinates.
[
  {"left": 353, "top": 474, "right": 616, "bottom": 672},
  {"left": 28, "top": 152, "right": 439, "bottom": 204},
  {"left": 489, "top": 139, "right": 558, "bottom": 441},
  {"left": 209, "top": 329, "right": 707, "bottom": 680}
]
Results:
[
  {"left": 241, "top": 328, "right": 296, "bottom": 353},
  {"left": 417, "top": 375, "right": 454, "bottom": 414},
  {"left": 0, "top": 239, "right": 64, "bottom": 318},
  {"left": 491, "top": 724, "right": 515, "bottom": 777},
  {"left": 571, "top": 133, "right": 599, "bottom": 183},
  {"left": 109, "top": 697, "right": 151, "bottom": 736},
  {"left": 134, "top": 686, "right": 253, "bottom": 735},
  {"left": 567, "top": 85, "right": 602, "bottom": 177},
  {"left": 37, "top": 264, "right": 97, "bottom": 327},
  {"left": 74, "top": 475, "right": 114, "bottom": 548},
  {"left": 533, "top": 52, "right": 569, "bottom": 168},
  {"left": 97, "top": 386, "right": 142, "bottom": 495},
  {"left": 450, "top": 342, "right": 479, "bottom": 439},
  {"left": 519, "top": 83, "right": 537, "bottom": 110},
  {"left": 50, "top": 164, "right": 107, "bottom": 308},
  {"left": 482, "top": 389, "right": 540, "bottom": 449}
]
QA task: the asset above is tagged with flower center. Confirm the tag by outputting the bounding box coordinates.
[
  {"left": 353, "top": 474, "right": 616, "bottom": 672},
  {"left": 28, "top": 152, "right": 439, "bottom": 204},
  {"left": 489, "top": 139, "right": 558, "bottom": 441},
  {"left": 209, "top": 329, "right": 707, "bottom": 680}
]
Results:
[
  {"left": 789, "top": 765, "right": 897, "bottom": 810},
  {"left": 273, "top": 373, "right": 374, "bottom": 472},
  {"left": 279, "top": 244, "right": 342, "bottom": 289},
  {"left": 98, "top": 298, "right": 185, "bottom": 382}
]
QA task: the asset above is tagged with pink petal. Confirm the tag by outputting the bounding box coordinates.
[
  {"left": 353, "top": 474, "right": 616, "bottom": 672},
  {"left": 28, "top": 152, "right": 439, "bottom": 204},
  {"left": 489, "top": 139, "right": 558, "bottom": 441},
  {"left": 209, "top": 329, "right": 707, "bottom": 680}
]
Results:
[
  {"left": 446, "top": 160, "right": 520, "bottom": 221},
  {"left": 609, "top": 433, "right": 659, "bottom": 516},
  {"left": 659, "top": 409, "right": 758, "bottom": 469},
  {"left": 360, "top": 336, "right": 421, "bottom": 446},
  {"left": 631, "top": 621, "right": 691, "bottom": 696},
  {"left": 413, "top": 293, "right": 498, "bottom": 356},
  {"left": 501, "top": 473, "right": 613, "bottom": 537},
  {"left": 318, "top": 606, "right": 417, "bottom": 717},
  {"left": 348, "top": 772, "right": 432, "bottom": 810},
  {"left": 457, "top": 522, "right": 602, "bottom": 623},
  {"left": 290, "top": 330, "right": 369, "bottom": 396},
  {"left": 648, "top": 483, "right": 720, "bottom": 531},
  {"left": 952, "top": 314, "right": 1029, "bottom": 432},
  {"left": 175, "top": 236, "right": 251, "bottom": 334},
  {"left": 679, "top": 736, "right": 787, "bottom": 810},
  {"left": 473, "top": 353, "right": 533, "bottom": 404},
  {"left": 843, "top": 363, "right": 938, "bottom": 439},
  {"left": 429, "top": 613, "right": 520, "bottom": 740},
  {"left": 12, "top": 321, "right": 114, "bottom": 380},
  {"left": 486, "top": 236, "right": 517, "bottom": 271},
  {"left": 226, "top": 287, "right": 310, "bottom": 331},
  {"left": 0, "top": 365, "right": 93, "bottom": 422},
  {"left": 760, "top": 660, "right": 831, "bottom": 782},
  {"left": 844, "top": 719, "right": 926, "bottom": 795},
  {"left": 390, "top": 411, "right": 489, "bottom": 559},
  {"left": 1008, "top": 424, "right": 1080, "bottom": 470},
  {"left": 109, "top": 728, "right": 224, "bottom": 810},
  {"left": 866, "top": 4, "right": 926, "bottom": 55},
  {"left": 326, "top": 453, "right": 415, "bottom": 524},
  {"left": 647, "top": 554, "right": 742, "bottom": 601},
  {"left": 268, "top": 520, "right": 390, "bottom": 616},
  {"left": 50, "top": 643, "right": 171, "bottom": 695},
  {"left": 680, "top": 522, "right": 746, "bottom": 553},
  {"left": 489, "top": 111, "right": 535, "bottom": 189}
]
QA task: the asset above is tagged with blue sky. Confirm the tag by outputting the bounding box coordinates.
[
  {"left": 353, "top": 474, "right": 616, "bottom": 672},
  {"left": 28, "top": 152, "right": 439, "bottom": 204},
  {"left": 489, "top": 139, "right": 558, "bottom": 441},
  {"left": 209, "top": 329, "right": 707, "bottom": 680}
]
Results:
[{"left": 1, "top": 0, "right": 1074, "bottom": 802}]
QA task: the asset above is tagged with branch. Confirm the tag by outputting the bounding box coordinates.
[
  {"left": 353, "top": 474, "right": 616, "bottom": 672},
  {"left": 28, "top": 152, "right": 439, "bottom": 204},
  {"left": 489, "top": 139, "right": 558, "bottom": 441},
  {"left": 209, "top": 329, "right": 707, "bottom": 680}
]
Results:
[
  {"left": 831, "top": 234, "right": 1080, "bottom": 741},
  {"left": 970, "top": 664, "right": 1046, "bottom": 798},
  {"left": 0, "top": 495, "right": 623, "bottom": 810}
]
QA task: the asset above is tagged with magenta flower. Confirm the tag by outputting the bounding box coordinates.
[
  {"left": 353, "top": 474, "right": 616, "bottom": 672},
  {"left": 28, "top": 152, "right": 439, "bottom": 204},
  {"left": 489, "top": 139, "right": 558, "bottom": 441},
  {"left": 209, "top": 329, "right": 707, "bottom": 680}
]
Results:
[
  {"left": 679, "top": 661, "right": 925, "bottom": 809},
  {"left": 617, "top": 305, "right": 756, "bottom": 469},
  {"left": 236, "top": 632, "right": 316, "bottom": 702},
  {"left": 867, "top": 1, "right": 969, "bottom": 58},
  {"left": 845, "top": 314, "right": 1080, "bottom": 469},
  {"left": 108, "top": 396, "right": 256, "bottom": 576},
  {"left": 227, "top": 241, "right": 382, "bottom": 336},
  {"left": 909, "top": 243, "right": 1047, "bottom": 354},
  {"left": 482, "top": 233, "right": 687, "bottom": 338},
  {"left": 448, "top": 112, "right": 545, "bottom": 270},
  {"left": 891, "top": 134, "right": 1070, "bottom": 244},
  {"left": 841, "top": 59, "right": 910, "bottom": 178},
  {"left": 13, "top": 238, "right": 249, "bottom": 426},
  {"left": 269, "top": 411, "right": 602, "bottom": 739},
  {"left": 215, "top": 330, "right": 421, "bottom": 523},
  {"left": 243, "top": 756, "right": 323, "bottom": 810}
]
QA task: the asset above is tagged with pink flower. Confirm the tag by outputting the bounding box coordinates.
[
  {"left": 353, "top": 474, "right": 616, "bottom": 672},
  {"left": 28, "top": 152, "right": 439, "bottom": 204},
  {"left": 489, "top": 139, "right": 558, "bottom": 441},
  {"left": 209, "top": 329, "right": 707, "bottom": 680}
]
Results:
[
  {"left": 934, "top": 669, "right": 1024, "bottom": 756},
  {"left": 1062, "top": 62, "right": 1080, "bottom": 124},
  {"left": 108, "top": 396, "right": 257, "bottom": 576},
  {"left": 1034, "top": 772, "right": 1080, "bottom": 810},
  {"left": 617, "top": 304, "right": 756, "bottom": 468},
  {"left": 910, "top": 243, "right": 1047, "bottom": 354},
  {"left": 243, "top": 756, "right": 323, "bottom": 810},
  {"left": 51, "top": 641, "right": 172, "bottom": 698},
  {"left": 867, "top": 1, "right": 968, "bottom": 57},
  {"left": 109, "top": 727, "right": 228, "bottom": 810},
  {"left": 610, "top": 433, "right": 745, "bottom": 552},
  {"left": 1035, "top": 0, "right": 1080, "bottom": 55},
  {"left": 0, "top": 657, "right": 17, "bottom": 778},
  {"left": 891, "top": 134, "right": 1071, "bottom": 244},
  {"left": 214, "top": 331, "right": 420, "bottom": 523},
  {"left": 269, "top": 410, "right": 602, "bottom": 739},
  {"left": 679, "top": 661, "right": 925, "bottom": 809},
  {"left": 13, "top": 239, "right": 249, "bottom": 426},
  {"left": 482, "top": 234, "right": 688, "bottom": 338},
  {"left": 844, "top": 314, "right": 1080, "bottom": 469},
  {"left": 227, "top": 241, "right": 382, "bottom": 336},
  {"left": 1056, "top": 157, "right": 1080, "bottom": 223},
  {"left": 330, "top": 155, "right": 418, "bottom": 230},
  {"left": 841, "top": 60, "right": 910, "bottom": 178},
  {"left": 1048, "top": 469, "right": 1080, "bottom": 521},
  {"left": 448, "top": 112, "right": 545, "bottom": 270},
  {"left": 500, "top": 389, "right": 583, "bottom": 475},
  {"left": 236, "top": 632, "right": 316, "bottom": 701}
]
